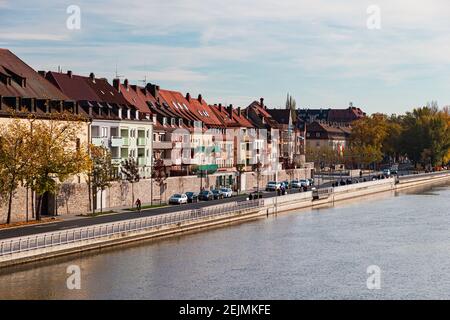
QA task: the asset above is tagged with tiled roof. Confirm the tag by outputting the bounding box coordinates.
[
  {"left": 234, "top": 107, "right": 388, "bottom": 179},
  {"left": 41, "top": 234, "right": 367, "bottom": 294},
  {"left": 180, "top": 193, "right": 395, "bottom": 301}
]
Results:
[
  {"left": 186, "top": 93, "right": 224, "bottom": 127},
  {"left": 114, "top": 79, "right": 152, "bottom": 115},
  {"left": 0, "top": 49, "right": 67, "bottom": 100},
  {"left": 46, "top": 71, "right": 98, "bottom": 102}
]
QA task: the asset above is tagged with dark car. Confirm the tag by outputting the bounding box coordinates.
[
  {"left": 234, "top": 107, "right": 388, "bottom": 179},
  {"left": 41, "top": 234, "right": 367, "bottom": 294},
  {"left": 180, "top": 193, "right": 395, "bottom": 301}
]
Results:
[
  {"left": 212, "top": 190, "right": 224, "bottom": 200},
  {"left": 249, "top": 191, "right": 263, "bottom": 200},
  {"left": 185, "top": 192, "right": 199, "bottom": 203},
  {"left": 198, "top": 190, "right": 214, "bottom": 201}
]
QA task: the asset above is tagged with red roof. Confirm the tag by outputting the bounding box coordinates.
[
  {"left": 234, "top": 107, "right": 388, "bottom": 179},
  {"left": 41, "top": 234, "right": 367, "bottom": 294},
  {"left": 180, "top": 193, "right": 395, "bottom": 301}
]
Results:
[
  {"left": 114, "top": 79, "right": 153, "bottom": 115},
  {"left": 0, "top": 49, "right": 67, "bottom": 100},
  {"left": 210, "top": 104, "right": 253, "bottom": 128},
  {"left": 159, "top": 89, "right": 197, "bottom": 122},
  {"left": 185, "top": 93, "right": 224, "bottom": 127},
  {"left": 46, "top": 71, "right": 98, "bottom": 102}
]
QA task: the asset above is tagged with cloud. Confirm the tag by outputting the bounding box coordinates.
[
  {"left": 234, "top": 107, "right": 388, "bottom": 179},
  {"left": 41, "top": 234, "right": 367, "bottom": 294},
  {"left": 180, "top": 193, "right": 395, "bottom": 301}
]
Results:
[{"left": 0, "top": 33, "right": 68, "bottom": 41}]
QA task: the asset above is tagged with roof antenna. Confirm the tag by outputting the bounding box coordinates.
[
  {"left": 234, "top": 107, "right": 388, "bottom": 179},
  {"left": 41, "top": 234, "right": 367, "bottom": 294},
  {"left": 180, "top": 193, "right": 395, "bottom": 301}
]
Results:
[
  {"left": 115, "top": 63, "right": 124, "bottom": 79},
  {"left": 138, "top": 76, "right": 147, "bottom": 86}
]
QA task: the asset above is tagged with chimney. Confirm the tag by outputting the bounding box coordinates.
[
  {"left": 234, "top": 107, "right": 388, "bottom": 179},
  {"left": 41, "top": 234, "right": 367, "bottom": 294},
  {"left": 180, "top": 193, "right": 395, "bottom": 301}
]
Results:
[
  {"left": 198, "top": 94, "right": 202, "bottom": 102},
  {"left": 124, "top": 79, "right": 129, "bottom": 88},
  {"left": 112, "top": 78, "right": 120, "bottom": 92},
  {"left": 67, "top": 70, "right": 73, "bottom": 78},
  {"left": 89, "top": 72, "right": 95, "bottom": 81},
  {"left": 260, "top": 98, "right": 264, "bottom": 109},
  {"left": 227, "top": 104, "right": 233, "bottom": 118},
  {"left": 186, "top": 92, "right": 191, "bottom": 101},
  {"left": 237, "top": 107, "right": 241, "bottom": 117},
  {"left": 38, "top": 71, "right": 46, "bottom": 78},
  {"left": 218, "top": 103, "right": 223, "bottom": 112},
  {"left": 131, "top": 85, "right": 137, "bottom": 92},
  {"left": 146, "top": 83, "right": 159, "bottom": 98}
]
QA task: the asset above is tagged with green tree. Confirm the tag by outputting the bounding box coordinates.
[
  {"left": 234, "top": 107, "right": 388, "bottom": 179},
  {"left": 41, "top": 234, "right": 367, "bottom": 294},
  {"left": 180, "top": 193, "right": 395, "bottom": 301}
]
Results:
[
  {"left": 89, "top": 145, "right": 115, "bottom": 213},
  {"left": 121, "top": 158, "right": 140, "bottom": 206}
]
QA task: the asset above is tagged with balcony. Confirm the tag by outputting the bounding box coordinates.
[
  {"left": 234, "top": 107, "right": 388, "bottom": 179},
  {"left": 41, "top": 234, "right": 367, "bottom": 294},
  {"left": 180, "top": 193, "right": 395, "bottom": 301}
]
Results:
[
  {"left": 138, "top": 157, "right": 146, "bottom": 166},
  {"left": 110, "top": 136, "right": 123, "bottom": 147},
  {"left": 153, "top": 141, "right": 173, "bottom": 150},
  {"left": 137, "top": 137, "right": 147, "bottom": 146},
  {"left": 111, "top": 158, "right": 122, "bottom": 165},
  {"left": 91, "top": 137, "right": 105, "bottom": 147}
]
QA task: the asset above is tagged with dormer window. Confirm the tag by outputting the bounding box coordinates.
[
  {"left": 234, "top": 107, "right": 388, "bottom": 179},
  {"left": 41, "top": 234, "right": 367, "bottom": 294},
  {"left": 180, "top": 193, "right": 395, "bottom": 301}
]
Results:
[
  {"left": 179, "top": 119, "right": 183, "bottom": 126},
  {"left": 171, "top": 118, "right": 176, "bottom": 126},
  {"left": 163, "top": 117, "right": 168, "bottom": 125}
]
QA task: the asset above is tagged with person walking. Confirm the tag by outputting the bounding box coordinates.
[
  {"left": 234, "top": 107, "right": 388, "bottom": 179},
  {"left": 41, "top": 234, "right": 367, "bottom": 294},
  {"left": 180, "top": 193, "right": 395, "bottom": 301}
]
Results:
[{"left": 135, "top": 198, "right": 142, "bottom": 212}]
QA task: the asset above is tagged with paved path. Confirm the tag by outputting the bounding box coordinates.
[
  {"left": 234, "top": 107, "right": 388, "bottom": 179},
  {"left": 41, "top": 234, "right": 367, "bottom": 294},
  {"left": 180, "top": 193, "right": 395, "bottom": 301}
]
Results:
[{"left": 0, "top": 189, "right": 309, "bottom": 240}]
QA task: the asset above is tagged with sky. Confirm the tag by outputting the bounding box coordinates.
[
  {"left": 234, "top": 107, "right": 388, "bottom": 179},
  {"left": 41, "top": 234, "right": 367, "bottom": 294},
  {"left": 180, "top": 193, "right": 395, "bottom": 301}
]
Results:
[{"left": 1, "top": 0, "right": 450, "bottom": 114}]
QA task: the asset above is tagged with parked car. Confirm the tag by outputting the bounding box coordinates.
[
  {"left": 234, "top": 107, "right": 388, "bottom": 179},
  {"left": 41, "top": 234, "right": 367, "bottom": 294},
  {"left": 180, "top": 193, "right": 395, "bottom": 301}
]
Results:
[
  {"left": 291, "top": 180, "right": 302, "bottom": 188},
  {"left": 299, "top": 179, "right": 310, "bottom": 187},
  {"left": 198, "top": 190, "right": 214, "bottom": 201},
  {"left": 212, "top": 189, "right": 224, "bottom": 200},
  {"left": 185, "top": 192, "right": 199, "bottom": 203},
  {"left": 220, "top": 188, "right": 233, "bottom": 198},
  {"left": 281, "top": 181, "right": 290, "bottom": 189},
  {"left": 249, "top": 191, "right": 263, "bottom": 200},
  {"left": 169, "top": 193, "right": 188, "bottom": 205},
  {"left": 308, "top": 178, "right": 314, "bottom": 186},
  {"left": 383, "top": 169, "right": 391, "bottom": 177},
  {"left": 265, "top": 181, "right": 281, "bottom": 191}
]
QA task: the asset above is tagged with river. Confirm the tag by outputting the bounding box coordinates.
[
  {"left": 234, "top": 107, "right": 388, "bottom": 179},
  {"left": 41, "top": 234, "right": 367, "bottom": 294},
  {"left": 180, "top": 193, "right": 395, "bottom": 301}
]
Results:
[{"left": 1, "top": 182, "right": 450, "bottom": 299}]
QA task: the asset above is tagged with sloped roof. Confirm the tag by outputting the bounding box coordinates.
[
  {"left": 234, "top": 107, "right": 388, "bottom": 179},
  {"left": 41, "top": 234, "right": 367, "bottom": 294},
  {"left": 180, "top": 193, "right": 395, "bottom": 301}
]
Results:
[
  {"left": 46, "top": 71, "right": 98, "bottom": 102},
  {"left": 186, "top": 93, "right": 224, "bottom": 127},
  {"left": 115, "top": 80, "right": 153, "bottom": 114},
  {"left": 0, "top": 49, "right": 67, "bottom": 100},
  {"left": 266, "top": 109, "right": 291, "bottom": 125}
]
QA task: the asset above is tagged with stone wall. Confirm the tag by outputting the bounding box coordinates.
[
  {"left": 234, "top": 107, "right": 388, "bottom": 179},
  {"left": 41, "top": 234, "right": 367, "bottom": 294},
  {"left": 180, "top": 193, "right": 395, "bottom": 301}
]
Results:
[{"left": 1, "top": 168, "right": 312, "bottom": 223}]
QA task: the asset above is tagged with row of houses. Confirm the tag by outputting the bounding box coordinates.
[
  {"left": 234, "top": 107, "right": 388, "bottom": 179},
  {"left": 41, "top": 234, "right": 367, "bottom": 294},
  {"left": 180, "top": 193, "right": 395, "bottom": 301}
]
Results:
[{"left": 1, "top": 49, "right": 364, "bottom": 185}]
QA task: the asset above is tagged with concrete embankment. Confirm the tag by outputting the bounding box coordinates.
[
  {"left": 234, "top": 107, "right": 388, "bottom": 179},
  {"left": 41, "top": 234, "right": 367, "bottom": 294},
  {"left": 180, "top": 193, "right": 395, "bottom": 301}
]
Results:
[{"left": 1, "top": 171, "right": 449, "bottom": 267}]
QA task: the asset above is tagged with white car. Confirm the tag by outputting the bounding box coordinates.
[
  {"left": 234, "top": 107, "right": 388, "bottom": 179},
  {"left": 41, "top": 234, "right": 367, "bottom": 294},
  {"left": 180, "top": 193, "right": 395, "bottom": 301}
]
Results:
[
  {"left": 169, "top": 193, "right": 188, "bottom": 205},
  {"left": 291, "top": 180, "right": 302, "bottom": 188},
  {"left": 299, "top": 179, "right": 310, "bottom": 187},
  {"left": 220, "top": 188, "right": 233, "bottom": 198},
  {"left": 265, "top": 181, "right": 281, "bottom": 191}
]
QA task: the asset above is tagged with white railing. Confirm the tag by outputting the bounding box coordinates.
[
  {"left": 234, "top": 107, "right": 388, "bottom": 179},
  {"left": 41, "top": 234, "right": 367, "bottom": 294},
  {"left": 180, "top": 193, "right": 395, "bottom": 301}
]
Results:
[{"left": 0, "top": 200, "right": 263, "bottom": 257}]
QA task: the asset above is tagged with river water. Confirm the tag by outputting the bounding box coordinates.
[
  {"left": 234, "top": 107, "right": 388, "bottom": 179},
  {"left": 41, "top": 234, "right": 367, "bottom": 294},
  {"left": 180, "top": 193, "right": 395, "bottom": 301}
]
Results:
[{"left": 1, "top": 182, "right": 450, "bottom": 300}]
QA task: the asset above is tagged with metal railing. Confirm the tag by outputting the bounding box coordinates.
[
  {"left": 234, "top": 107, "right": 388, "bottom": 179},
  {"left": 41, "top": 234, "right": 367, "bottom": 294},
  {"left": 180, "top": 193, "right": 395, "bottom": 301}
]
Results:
[{"left": 0, "top": 200, "right": 264, "bottom": 257}]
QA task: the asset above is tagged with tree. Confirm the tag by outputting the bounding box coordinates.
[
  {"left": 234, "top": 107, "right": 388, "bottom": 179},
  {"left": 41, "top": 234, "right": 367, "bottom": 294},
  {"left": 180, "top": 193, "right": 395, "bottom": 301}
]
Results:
[
  {"left": 25, "top": 112, "right": 91, "bottom": 221},
  {"left": 252, "top": 161, "right": 263, "bottom": 194},
  {"left": 286, "top": 93, "right": 297, "bottom": 126},
  {"left": 236, "top": 163, "right": 246, "bottom": 194},
  {"left": 152, "top": 158, "right": 166, "bottom": 205},
  {"left": 121, "top": 158, "right": 140, "bottom": 206},
  {"left": 0, "top": 119, "right": 35, "bottom": 224},
  {"left": 89, "top": 145, "right": 115, "bottom": 213}
]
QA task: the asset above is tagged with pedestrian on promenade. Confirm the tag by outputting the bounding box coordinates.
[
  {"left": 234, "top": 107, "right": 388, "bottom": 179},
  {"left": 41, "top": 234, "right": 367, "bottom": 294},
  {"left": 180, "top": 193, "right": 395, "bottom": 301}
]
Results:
[{"left": 135, "top": 198, "right": 142, "bottom": 212}]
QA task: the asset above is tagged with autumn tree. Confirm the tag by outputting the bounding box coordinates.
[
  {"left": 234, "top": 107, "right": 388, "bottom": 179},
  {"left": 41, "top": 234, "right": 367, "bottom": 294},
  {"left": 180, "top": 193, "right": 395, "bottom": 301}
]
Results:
[
  {"left": 0, "top": 118, "right": 35, "bottom": 224},
  {"left": 121, "top": 158, "right": 140, "bottom": 206},
  {"left": 25, "top": 112, "right": 91, "bottom": 220}
]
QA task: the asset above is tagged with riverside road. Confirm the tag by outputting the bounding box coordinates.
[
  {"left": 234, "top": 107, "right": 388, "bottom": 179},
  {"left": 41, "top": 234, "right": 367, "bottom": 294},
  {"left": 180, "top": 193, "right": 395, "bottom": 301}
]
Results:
[{"left": 0, "top": 171, "right": 394, "bottom": 240}]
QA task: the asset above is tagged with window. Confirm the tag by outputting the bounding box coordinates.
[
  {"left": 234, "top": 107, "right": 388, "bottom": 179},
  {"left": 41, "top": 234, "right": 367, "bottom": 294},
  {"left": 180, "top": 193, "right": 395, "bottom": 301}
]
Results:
[
  {"left": 171, "top": 118, "right": 176, "bottom": 126},
  {"left": 102, "top": 127, "right": 108, "bottom": 137},
  {"left": 179, "top": 119, "right": 183, "bottom": 126},
  {"left": 163, "top": 117, "right": 168, "bottom": 125}
]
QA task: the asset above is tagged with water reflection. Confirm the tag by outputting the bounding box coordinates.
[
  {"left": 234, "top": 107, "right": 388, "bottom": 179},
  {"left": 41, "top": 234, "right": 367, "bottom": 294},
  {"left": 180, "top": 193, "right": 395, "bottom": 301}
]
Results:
[{"left": 0, "top": 181, "right": 449, "bottom": 299}]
